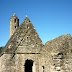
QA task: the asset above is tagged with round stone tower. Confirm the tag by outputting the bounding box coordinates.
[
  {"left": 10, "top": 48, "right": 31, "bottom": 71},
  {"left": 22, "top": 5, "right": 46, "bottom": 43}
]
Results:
[{"left": 10, "top": 13, "right": 19, "bottom": 38}]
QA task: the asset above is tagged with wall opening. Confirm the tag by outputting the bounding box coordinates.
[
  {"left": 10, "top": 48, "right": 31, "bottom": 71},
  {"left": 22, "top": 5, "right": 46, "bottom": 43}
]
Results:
[
  {"left": 15, "top": 26, "right": 16, "bottom": 28},
  {"left": 27, "top": 26, "right": 28, "bottom": 28},
  {"left": 25, "top": 59, "right": 33, "bottom": 72},
  {"left": 15, "top": 19, "right": 16, "bottom": 23},
  {"left": 57, "top": 53, "right": 63, "bottom": 55},
  {"left": 42, "top": 66, "right": 44, "bottom": 72},
  {"left": 27, "top": 37, "right": 28, "bottom": 41}
]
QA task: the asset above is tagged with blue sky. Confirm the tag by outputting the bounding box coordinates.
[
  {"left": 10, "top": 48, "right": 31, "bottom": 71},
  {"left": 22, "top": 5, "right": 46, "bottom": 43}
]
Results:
[{"left": 0, "top": 0, "right": 72, "bottom": 47}]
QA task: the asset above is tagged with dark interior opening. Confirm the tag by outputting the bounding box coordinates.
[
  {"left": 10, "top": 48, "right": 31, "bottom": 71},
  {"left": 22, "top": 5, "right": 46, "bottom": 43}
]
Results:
[
  {"left": 25, "top": 59, "right": 33, "bottom": 72},
  {"left": 17, "top": 42, "right": 18, "bottom": 43},
  {"left": 15, "top": 19, "right": 16, "bottom": 23},
  {"left": 58, "top": 53, "right": 63, "bottom": 55},
  {"left": 42, "top": 66, "right": 44, "bottom": 72},
  {"left": 27, "top": 26, "right": 28, "bottom": 28},
  {"left": 26, "top": 32, "right": 27, "bottom": 33},
  {"left": 15, "top": 26, "right": 16, "bottom": 28},
  {"left": 27, "top": 37, "right": 28, "bottom": 40}
]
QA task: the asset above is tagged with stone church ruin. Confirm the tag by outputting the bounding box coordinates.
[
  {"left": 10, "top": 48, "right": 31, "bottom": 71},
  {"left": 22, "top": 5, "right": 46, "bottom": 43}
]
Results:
[{"left": 0, "top": 13, "right": 72, "bottom": 72}]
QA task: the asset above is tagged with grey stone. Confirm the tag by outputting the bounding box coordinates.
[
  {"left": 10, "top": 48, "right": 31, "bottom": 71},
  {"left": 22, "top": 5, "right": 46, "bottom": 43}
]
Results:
[{"left": 0, "top": 14, "right": 72, "bottom": 72}]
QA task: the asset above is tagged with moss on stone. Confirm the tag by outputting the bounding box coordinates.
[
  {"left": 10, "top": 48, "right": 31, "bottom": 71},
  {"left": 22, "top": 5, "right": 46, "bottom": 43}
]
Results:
[{"left": 0, "top": 47, "right": 4, "bottom": 53}]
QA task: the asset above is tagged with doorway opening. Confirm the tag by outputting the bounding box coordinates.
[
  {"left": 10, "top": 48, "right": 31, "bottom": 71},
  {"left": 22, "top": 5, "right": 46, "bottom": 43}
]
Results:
[{"left": 25, "top": 59, "right": 33, "bottom": 72}]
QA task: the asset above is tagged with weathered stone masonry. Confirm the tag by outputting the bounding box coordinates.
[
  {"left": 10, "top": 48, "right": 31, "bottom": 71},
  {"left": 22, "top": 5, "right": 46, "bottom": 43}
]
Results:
[{"left": 0, "top": 14, "right": 72, "bottom": 72}]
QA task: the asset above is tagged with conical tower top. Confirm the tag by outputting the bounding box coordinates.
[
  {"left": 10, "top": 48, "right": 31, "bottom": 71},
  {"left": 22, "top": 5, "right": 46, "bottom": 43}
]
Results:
[
  {"left": 26, "top": 15, "right": 28, "bottom": 17},
  {"left": 13, "top": 13, "right": 16, "bottom": 16},
  {"left": 10, "top": 13, "right": 19, "bottom": 19}
]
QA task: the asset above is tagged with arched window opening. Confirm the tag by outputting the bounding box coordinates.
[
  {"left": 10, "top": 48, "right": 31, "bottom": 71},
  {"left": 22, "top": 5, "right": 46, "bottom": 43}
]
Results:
[{"left": 15, "top": 19, "right": 16, "bottom": 23}]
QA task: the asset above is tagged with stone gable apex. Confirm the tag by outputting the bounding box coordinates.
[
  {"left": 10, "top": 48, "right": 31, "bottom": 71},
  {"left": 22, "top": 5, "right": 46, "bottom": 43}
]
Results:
[{"left": 0, "top": 16, "right": 44, "bottom": 56}]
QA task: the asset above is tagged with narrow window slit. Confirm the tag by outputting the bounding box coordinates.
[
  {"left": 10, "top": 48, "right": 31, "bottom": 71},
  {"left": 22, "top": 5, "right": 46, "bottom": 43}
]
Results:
[
  {"left": 15, "top": 26, "right": 16, "bottom": 28},
  {"left": 15, "top": 19, "right": 16, "bottom": 23},
  {"left": 17, "top": 42, "right": 18, "bottom": 43},
  {"left": 27, "top": 26, "right": 28, "bottom": 28},
  {"left": 27, "top": 37, "right": 28, "bottom": 41}
]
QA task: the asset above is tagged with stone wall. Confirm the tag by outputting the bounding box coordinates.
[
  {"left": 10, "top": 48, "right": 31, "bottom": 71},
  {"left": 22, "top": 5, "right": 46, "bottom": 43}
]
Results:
[
  {"left": 40, "top": 33, "right": 72, "bottom": 72},
  {"left": 0, "top": 34, "right": 72, "bottom": 72},
  {"left": 0, "top": 54, "right": 40, "bottom": 72}
]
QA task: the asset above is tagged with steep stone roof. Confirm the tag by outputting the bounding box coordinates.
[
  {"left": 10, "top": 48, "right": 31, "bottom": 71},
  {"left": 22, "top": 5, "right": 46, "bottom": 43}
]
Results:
[
  {"left": 0, "top": 16, "right": 44, "bottom": 57},
  {"left": 41, "top": 33, "right": 72, "bottom": 53}
]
